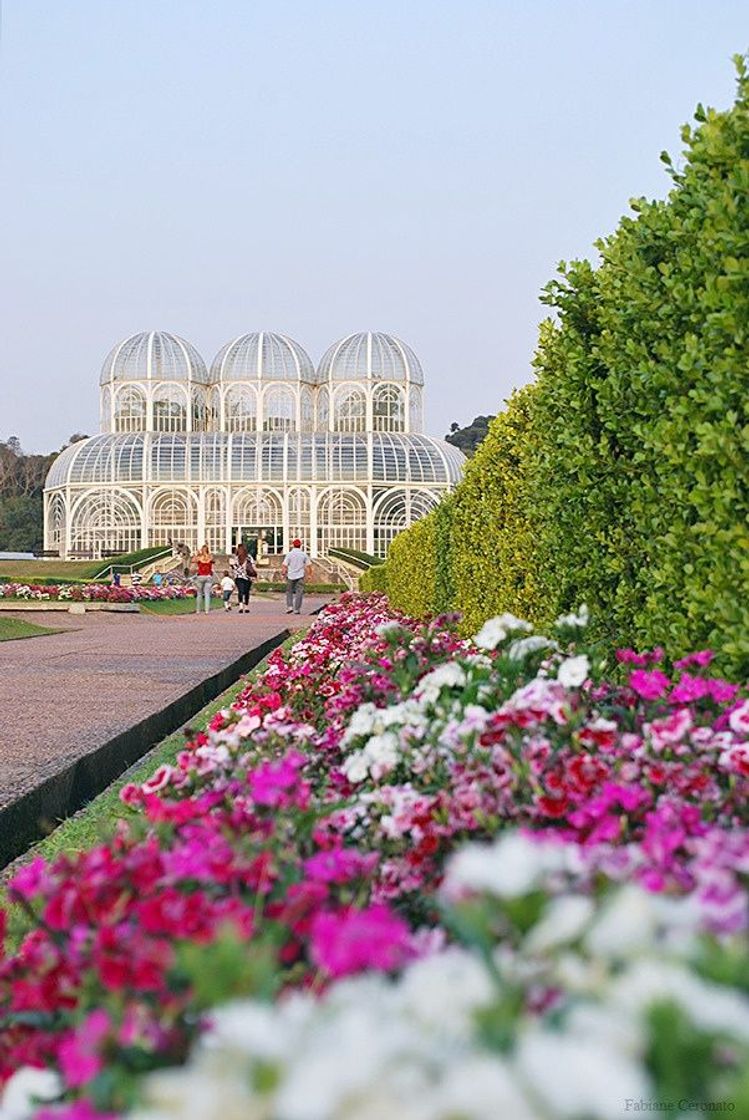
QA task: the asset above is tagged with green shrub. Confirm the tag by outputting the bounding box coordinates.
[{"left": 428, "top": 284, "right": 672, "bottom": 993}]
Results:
[
  {"left": 530, "top": 59, "right": 749, "bottom": 673},
  {"left": 383, "top": 512, "right": 438, "bottom": 617},
  {"left": 359, "top": 564, "right": 389, "bottom": 593},
  {"left": 376, "top": 59, "right": 749, "bottom": 675},
  {"left": 451, "top": 386, "right": 540, "bottom": 635}
]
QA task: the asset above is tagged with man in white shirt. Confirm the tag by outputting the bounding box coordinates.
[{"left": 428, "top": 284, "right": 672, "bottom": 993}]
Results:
[{"left": 282, "top": 538, "right": 311, "bottom": 614}]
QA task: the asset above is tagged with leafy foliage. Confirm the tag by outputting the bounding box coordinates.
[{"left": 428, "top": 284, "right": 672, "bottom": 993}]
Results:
[
  {"left": 375, "top": 58, "right": 749, "bottom": 676},
  {"left": 445, "top": 414, "right": 495, "bottom": 457}
]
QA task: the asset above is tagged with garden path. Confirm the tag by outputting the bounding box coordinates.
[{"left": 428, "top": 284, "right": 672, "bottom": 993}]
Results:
[{"left": 0, "top": 595, "right": 328, "bottom": 810}]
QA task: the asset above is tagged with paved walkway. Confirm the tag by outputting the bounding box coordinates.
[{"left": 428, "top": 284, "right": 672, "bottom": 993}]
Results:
[{"left": 0, "top": 595, "right": 327, "bottom": 810}]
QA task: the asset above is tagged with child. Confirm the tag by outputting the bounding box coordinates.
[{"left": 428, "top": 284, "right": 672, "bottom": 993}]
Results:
[{"left": 220, "top": 570, "right": 235, "bottom": 611}]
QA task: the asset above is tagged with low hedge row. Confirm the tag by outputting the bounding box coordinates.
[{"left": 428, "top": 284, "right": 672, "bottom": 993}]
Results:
[
  {"left": 327, "top": 546, "right": 383, "bottom": 570},
  {"left": 372, "top": 59, "right": 749, "bottom": 678}
]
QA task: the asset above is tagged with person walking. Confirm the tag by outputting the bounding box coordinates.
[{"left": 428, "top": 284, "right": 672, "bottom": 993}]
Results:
[
  {"left": 192, "top": 544, "right": 215, "bottom": 615},
  {"left": 282, "top": 538, "right": 311, "bottom": 615},
  {"left": 232, "top": 543, "right": 257, "bottom": 614},
  {"left": 220, "top": 570, "right": 235, "bottom": 612}
]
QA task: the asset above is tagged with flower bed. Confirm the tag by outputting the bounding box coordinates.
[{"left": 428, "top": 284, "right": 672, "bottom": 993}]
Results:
[
  {"left": 1, "top": 594, "right": 747, "bottom": 1118},
  {"left": 0, "top": 584, "right": 195, "bottom": 605}
]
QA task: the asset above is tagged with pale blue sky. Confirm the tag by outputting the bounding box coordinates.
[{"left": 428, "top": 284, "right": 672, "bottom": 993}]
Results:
[{"left": 1, "top": 1, "right": 746, "bottom": 451}]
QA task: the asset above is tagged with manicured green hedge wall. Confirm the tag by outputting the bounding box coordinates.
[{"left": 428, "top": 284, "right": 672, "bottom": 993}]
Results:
[{"left": 370, "top": 61, "right": 749, "bottom": 676}]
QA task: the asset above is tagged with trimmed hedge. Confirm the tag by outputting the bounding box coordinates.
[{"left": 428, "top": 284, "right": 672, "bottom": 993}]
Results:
[
  {"left": 359, "top": 564, "right": 388, "bottom": 593},
  {"left": 327, "top": 547, "right": 383, "bottom": 571},
  {"left": 372, "top": 60, "right": 749, "bottom": 677},
  {"left": 451, "top": 386, "right": 539, "bottom": 634}
]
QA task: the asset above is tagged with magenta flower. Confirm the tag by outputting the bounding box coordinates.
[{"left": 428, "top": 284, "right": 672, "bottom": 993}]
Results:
[
  {"left": 310, "top": 904, "right": 411, "bottom": 977},
  {"left": 58, "top": 1009, "right": 111, "bottom": 1087},
  {"left": 629, "top": 668, "right": 671, "bottom": 701}
]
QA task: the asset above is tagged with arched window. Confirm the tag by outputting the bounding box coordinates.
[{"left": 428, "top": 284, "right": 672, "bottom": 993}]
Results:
[
  {"left": 203, "top": 487, "right": 227, "bottom": 554},
  {"left": 70, "top": 490, "right": 142, "bottom": 558},
  {"left": 287, "top": 486, "right": 311, "bottom": 549},
  {"left": 317, "top": 387, "right": 329, "bottom": 430},
  {"left": 373, "top": 488, "right": 439, "bottom": 557},
  {"left": 209, "top": 387, "right": 222, "bottom": 432},
  {"left": 233, "top": 487, "right": 283, "bottom": 554},
  {"left": 114, "top": 386, "right": 147, "bottom": 433},
  {"left": 150, "top": 489, "right": 197, "bottom": 550},
  {"left": 372, "top": 384, "right": 405, "bottom": 432},
  {"left": 263, "top": 386, "right": 296, "bottom": 432},
  {"left": 153, "top": 385, "right": 188, "bottom": 432},
  {"left": 47, "top": 494, "right": 66, "bottom": 554},
  {"left": 300, "top": 386, "right": 314, "bottom": 432},
  {"left": 192, "top": 388, "right": 207, "bottom": 432},
  {"left": 317, "top": 487, "right": 367, "bottom": 553},
  {"left": 333, "top": 386, "right": 366, "bottom": 433},
  {"left": 225, "top": 386, "right": 257, "bottom": 432}
]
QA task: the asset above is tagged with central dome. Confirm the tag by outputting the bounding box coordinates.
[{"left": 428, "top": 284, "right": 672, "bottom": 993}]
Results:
[
  {"left": 211, "top": 332, "right": 317, "bottom": 384},
  {"left": 99, "top": 331, "right": 209, "bottom": 386},
  {"left": 318, "top": 332, "right": 424, "bottom": 385}
]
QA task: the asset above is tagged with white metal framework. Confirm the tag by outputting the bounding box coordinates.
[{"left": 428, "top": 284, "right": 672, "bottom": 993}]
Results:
[{"left": 45, "top": 330, "right": 464, "bottom": 559}]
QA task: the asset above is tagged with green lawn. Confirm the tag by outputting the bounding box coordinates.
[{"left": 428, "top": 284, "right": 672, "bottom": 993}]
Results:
[
  {"left": 0, "top": 559, "right": 103, "bottom": 582},
  {"left": 140, "top": 596, "right": 223, "bottom": 615},
  {"left": 0, "top": 617, "right": 62, "bottom": 642}
]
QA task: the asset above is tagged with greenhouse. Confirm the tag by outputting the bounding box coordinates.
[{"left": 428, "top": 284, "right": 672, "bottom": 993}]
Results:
[{"left": 44, "top": 330, "right": 464, "bottom": 559}]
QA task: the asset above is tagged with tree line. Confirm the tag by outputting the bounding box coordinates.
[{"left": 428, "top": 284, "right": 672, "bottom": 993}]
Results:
[{"left": 0, "top": 434, "right": 88, "bottom": 552}]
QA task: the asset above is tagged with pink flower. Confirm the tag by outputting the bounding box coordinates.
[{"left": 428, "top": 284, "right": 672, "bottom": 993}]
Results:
[
  {"left": 248, "top": 751, "right": 309, "bottom": 808},
  {"left": 670, "top": 673, "right": 710, "bottom": 704},
  {"left": 58, "top": 1009, "right": 111, "bottom": 1087},
  {"left": 310, "top": 904, "right": 411, "bottom": 977},
  {"left": 719, "top": 744, "right": 749, "bottom": 778},
  {"left": 303, "top": 847, "right": 379, "bottom": 884},
  {"left": 673, "top": 650, "right": 715, "bottom": 670},
  {"left": 141, "top": 764, "right": 174, "bottom": 795},
  {"left": 8, "top": 856, "right": 48, "bottom": 900},
  {"left": 629, "top": 669, "right": 671, "bottom": 701},
  {"left": 616, "top": 648, "right": 649, "bottom": 666},
  {"left": 648, "top": 708, "right": 692, "bottom": 750}
]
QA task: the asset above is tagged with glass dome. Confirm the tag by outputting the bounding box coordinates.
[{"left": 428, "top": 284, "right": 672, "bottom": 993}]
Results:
[
  {"left": 45, "top": 432, "right": 463, "bottom": 488},
  {"left": 318, "top": 332, "right": 425, "bottom": 386},
  {"left": 100, "top": 331, "right": 210, "bottom": 386},
  {"left": 210, "top": 332, "right": 318, "bottom": 384}
]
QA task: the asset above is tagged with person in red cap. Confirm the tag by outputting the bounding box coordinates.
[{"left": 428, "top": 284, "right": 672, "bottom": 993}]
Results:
[{"left": 282, "top": 538, "right": 311, "bottom": 614}]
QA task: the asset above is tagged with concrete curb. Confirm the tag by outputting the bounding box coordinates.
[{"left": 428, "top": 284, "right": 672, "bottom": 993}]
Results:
[{"left": 0, "top": 629, "right": 290, "bottom": 869}]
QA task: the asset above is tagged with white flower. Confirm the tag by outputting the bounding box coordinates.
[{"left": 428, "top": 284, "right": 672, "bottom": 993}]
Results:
[
  {"left": 555, "top": 603, "right": 590, "bottom": 629},
  {"left": 442, "top": 832, "right": 576, "bottom": 900},
  {"left": 343, "top": 703, "right": 378, "bottom": 744},
  {"left": 0, "top": 1067, "right": 62, "bottom": 1120},
  {"left": 397, "top": 947, "right": 494, "bottom": 1036},
  {"left": 473, "top": 614, "right": 532, "bottom": 650},
  {"left": 524, "top": 894, "right": 594, "bottom": 953},
  {"left": 375, "top": 620, "right": 403, "bottom": 638},
  {"left": 611, "top": 961, "right": 749, "bottom": 1042},
  {"left": 557, "top": 654, "right": 590, "bottom": 689},
  {"left": 439, "top": 1056, "right": 538, "bottom": 1120},
  {"left": 516, "top": 1025, "right": 651, "bottom": 1119},
  {"left": 508, "top": 635, "right": 557, "bottom": 661},
  {"left": 342, "top": 750, "right": 370, "bottom": 784},
  {"left": 365, "top": 732, "right": 400, "bottom": 777},
  {"left": 415, "top": 662, "right": 467, "bottom": 703}
]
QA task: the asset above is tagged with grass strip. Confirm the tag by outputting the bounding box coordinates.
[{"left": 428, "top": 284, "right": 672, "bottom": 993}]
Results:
[
  {"left": 0, "top": 618, "right": 62, "bottom": 642},
  {"left": 139, "top": 597, "right": 223, "bottom": 615},
  {"left": 0, "top": 634, "right": 301, "bottom": 948}
]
